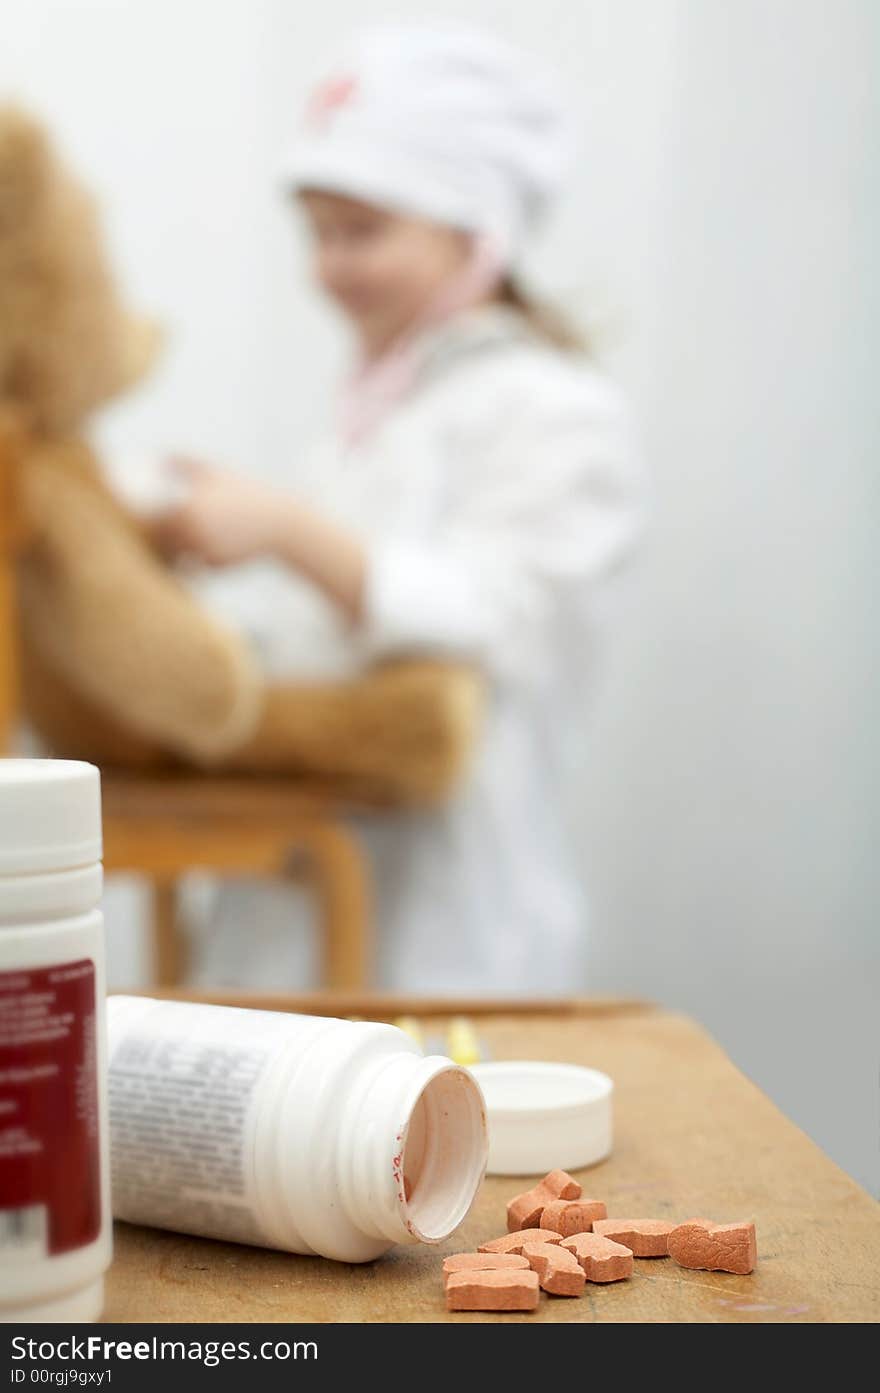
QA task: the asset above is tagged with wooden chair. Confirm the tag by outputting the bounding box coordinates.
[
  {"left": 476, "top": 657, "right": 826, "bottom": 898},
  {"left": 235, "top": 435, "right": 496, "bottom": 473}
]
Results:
[{"left": 0, "top": 424, "right": 372, "bottom": 990}]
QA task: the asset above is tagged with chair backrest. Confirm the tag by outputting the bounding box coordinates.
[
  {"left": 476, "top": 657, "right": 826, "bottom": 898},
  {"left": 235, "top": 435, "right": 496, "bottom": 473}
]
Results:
[{"left": 0, "top": 412, "right": 26, "bottom": 755}]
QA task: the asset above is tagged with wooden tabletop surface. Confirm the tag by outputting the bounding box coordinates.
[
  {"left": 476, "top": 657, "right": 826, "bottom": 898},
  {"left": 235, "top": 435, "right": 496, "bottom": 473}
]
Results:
[{"left": 104, "top": 994, "right": 880, "bottom": 1324}]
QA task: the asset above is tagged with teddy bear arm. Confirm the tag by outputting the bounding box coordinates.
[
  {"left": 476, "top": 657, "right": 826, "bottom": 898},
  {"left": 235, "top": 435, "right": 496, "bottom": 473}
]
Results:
[{"left": 225, "top": 659, "right": 484, "bottom": 803}]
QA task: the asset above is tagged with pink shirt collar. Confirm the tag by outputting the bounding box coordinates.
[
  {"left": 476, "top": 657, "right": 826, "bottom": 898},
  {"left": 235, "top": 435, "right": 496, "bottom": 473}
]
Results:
[{"left": 339, "top": 234, "right": 505, "bottom": 448}]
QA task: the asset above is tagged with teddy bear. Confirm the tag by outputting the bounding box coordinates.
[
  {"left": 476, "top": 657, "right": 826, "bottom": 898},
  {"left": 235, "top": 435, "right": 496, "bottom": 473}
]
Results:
[{"left": 0, "top": 106, "right": 481, "bottom": 801}]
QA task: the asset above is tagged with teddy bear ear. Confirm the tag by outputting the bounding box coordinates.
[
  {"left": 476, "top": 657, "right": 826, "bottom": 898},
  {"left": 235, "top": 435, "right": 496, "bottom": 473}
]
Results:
[
  {"left": 0, "top": 105, "right": 163, "bottom": 430},
  {"left": 0, "top": 105, "right": 55, "bottom": 234}
]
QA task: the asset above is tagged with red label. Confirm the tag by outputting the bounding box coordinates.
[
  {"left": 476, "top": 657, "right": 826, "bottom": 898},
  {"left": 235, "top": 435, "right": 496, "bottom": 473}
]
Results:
[{"left": 0, "top": 959, "right": 101, "bottom": 1257}]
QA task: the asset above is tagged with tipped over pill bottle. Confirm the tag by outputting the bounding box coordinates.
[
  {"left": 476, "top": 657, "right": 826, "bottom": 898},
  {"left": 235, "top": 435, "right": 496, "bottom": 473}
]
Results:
[
  {"left": 106, "top": 995, "right": 488, "bottom": 1262},
  {"left": 0, "top": 760, "right": 111, "bottom": 1322}
]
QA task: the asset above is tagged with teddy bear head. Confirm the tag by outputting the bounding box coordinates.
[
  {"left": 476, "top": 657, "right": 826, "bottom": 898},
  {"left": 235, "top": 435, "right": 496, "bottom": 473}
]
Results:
[{"left": 0, "top": 105, "right": 160, "bottom": 435}]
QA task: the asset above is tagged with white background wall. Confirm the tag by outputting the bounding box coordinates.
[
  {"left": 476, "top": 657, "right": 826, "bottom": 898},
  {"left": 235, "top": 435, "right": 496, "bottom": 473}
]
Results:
[{"left": 3, "top": 0, "right": 877, "bottom": 1192}]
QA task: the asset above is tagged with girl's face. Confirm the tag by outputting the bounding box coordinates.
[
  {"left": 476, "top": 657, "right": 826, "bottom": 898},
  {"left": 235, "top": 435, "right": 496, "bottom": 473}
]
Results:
[{"left": 298, "top": 190, "right": 471, "bottom": 356}]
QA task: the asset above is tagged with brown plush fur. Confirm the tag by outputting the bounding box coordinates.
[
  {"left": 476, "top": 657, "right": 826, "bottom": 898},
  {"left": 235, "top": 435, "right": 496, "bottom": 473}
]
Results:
[
  {"left": 16, "top": 434, "right": 264, "bottom": 761},
  {"left": 0, "top": 110, "right": 161, "bottom": 432},
  {"left": 2, "top": 107, "right": 482, "bottom": 801}
]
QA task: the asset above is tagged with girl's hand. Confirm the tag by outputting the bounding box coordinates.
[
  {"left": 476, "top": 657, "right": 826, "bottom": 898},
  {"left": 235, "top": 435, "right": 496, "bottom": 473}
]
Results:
[
  {"left": 154, "top": 457, "right": 284, "bottom": 567},
  {"left": 155, "top": 456, "right": 366, "bottom": 620}
]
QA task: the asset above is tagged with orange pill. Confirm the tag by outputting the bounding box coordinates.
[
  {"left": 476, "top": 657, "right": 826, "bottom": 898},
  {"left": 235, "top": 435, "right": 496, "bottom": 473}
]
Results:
[
  {"left": 442, "top": 1252, "right": 530, "bottom": 1288},
  {"left": 667, "top": 1219, "right": 757, "bottom": 1275},
  {"left": 522, "top": 1240, "right": 586, "bottom": 1297},
  {"left": 507, "top": 1169, "right": 582, "bottom": 1231},
  {"left": 540, "top": 1199, "right": 607, "bottom": 1237},
  {"left": 480, "top": 1228, "right": 563, "bottom": 1256},
  {"left": 446, "top": 1268, "right": 541, "bottom": 1312},
  {"left": 561, "top": 1232, "right": 634, "bottom": 1283},
  {"left": 591, "top": 1218, "right": 675, "bottom": 1257}
]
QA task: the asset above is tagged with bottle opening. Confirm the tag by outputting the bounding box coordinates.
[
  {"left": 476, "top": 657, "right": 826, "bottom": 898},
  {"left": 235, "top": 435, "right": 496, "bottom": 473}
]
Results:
[{"left": 401, "top": 1066, "right": 487, "bottom": 1242}]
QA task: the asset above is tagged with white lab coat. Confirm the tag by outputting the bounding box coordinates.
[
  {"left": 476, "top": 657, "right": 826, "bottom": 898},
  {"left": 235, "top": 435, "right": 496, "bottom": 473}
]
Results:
[{"left": 190, "top": 304, "right": 642, "bottom": 995}]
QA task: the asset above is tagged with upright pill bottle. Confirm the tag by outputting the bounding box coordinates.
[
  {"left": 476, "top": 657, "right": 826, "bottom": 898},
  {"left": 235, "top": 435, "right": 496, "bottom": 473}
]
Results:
[
  {"left": 107, "top": 995, "right": 488, "bottom": 1262},
  {"left": 0, "top": 760, "right": 110, "bottom": 1322}
]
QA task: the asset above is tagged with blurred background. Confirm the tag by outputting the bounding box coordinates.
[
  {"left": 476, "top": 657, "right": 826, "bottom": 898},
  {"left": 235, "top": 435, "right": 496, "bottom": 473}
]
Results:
[{"left": 2, "top": 0, "right": 877, "bottom": 1193}]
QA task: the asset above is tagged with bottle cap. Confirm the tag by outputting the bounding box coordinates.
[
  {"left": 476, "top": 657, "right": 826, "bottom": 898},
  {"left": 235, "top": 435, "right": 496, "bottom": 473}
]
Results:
[
  {"left": 0, "top": 759, "right": 102, "bottom": 873},
  {"left": 468, "top": 1060, "right": 613, "bottom": 1176}
]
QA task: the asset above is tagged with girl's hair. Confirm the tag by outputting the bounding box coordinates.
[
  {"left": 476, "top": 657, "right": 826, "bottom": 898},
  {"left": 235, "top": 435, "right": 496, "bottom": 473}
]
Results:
[{"left": 496, "top": 276, "right": 587, "bottom": 354}]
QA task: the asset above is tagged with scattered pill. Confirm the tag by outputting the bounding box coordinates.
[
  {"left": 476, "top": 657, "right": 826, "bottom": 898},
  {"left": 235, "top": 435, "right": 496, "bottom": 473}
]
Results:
[
  {"left": 507, "top": 1169, "right": 582, "bottom": 1231},
  {"left": 446, "top": 1268, "right": 540, "bottom": 1312},
  {"left": 522, "top": 1241, "right": 586, "bottom": 1297},
  {"left": 561, "top": 1232, "right": 634, "bottom": 1283},
  {"left": 442, "top": 1252, "right": 530, "bottom": 1287},
  {"left": 480, "top": 1228, "right": 563, "bottom": 1255},
  {"left": 591, "top": 1218, "right": 675, "bottom": 1257},
  {"left": 539, "top": 1198, "right": 607, "bottom": 1237},
  {"left": 451, "top": 1166, "right": 759, "bottom": 1315},
  {"left": 667, "top": 1219, "right": 757, "bottom": 1275}
]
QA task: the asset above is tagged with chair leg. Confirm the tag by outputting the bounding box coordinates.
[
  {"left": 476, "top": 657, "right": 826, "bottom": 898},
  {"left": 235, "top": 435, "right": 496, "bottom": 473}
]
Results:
[
  {"left": 299, "top": 822, "right": 373, "bottom": 990},
  {"left": 152, "top": 879, "right": 186, "bottom": 986}
]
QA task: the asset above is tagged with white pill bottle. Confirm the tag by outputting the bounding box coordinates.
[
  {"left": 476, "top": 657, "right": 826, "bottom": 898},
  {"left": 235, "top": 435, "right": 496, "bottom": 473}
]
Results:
[
  {"left": 107, "top": 995, "right": 488, "bottom": 1261},
  {"left": 0, "top": 760, "right": 111, "bottom": 1322}
]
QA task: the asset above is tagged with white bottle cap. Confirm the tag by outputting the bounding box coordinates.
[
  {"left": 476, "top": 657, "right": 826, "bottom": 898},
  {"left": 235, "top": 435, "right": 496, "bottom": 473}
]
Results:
[
  {"left": 468, "top": 1060, "right": 613, "bottom": 1176},
  {"left": 0, "top": 759, "right": 102, "bottom": 873}
]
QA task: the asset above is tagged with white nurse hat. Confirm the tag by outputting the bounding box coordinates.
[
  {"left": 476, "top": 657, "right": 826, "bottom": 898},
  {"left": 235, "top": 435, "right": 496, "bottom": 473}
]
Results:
[{"left": 281, "top": 25, "right": 574, "bottom": 262}]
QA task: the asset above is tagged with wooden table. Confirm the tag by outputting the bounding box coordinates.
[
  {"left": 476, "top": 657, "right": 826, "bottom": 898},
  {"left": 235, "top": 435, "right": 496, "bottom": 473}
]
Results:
[{"left": 104, "top": 994, "right": 880, "bottom": 1324}]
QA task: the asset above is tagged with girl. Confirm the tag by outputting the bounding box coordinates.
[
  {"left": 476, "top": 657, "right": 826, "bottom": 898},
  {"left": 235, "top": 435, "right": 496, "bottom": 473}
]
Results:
[{"left": 158, "top": 27, "right": 642, "bottom": 995}]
